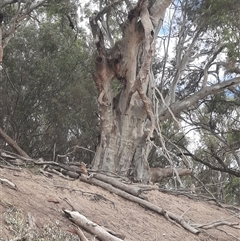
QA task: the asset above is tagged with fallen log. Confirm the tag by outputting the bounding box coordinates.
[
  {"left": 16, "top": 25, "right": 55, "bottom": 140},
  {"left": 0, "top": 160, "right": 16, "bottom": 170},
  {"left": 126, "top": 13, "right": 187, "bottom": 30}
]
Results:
[
  {"left": 79, "top": 175, "right": 200, "bottom": 235},
  {"left": 93, "top": 173, "right": 142, "bottom": 196},
  {"left": 63, "top": 209, "right": 125, "bottom": 241}
]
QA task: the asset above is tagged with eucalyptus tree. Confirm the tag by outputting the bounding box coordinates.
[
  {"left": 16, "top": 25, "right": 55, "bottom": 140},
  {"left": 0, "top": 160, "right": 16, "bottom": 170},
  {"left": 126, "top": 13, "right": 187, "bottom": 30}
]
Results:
[{"left": 85, "top": 0, "right": 240, "bottom": 182}]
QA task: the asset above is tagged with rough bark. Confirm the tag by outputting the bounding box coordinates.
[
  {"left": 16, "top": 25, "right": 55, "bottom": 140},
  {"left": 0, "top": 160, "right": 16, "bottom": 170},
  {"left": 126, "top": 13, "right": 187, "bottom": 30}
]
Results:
[{"left": 91, "top": 0, "right": 173, "bottom": 183}]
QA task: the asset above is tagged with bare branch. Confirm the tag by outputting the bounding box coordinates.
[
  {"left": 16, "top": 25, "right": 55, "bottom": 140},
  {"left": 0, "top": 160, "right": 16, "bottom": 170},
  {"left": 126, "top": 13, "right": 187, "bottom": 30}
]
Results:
[
  {"left": 159, "top": 77, "right": 240, "bottom": 121},
  {"left": 202, "top": 44, "right": 228, "bottom": 87},
  {"left": 180, "top": 148, "right": 240, "bottom": 177}
]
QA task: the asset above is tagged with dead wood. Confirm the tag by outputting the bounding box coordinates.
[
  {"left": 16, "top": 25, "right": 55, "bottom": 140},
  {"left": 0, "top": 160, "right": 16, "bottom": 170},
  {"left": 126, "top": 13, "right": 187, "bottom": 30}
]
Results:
[
  {"left": 133, "top": 183, "right": 160, "bottom": 191},
  {"left": 193, "top": 175, "right": 222, "bottom": 207},
  {"left": 47, "top": 166, "right": 80, "bottom": 179},
  {"left": 63, "top": 209, "right": 125, "bottom": 241},
  {"left": 217, "top": 227, "right": 240, "bottom": 240},
  {"left": 158, "top": 188, "right": 225, "bottom": 208},
  {"left": 0, "top": 177, "right": 17, "bottom": 189},
  {"left": 66, "top": 226, "right": 90, "bottom": 241},
  {"left": 104, "top": 227, "right": 126, "bottom": 240},
  {"left": 79, "top": 174, "right": 200, "bottom": 234},
  {"left": 0, "top": 128, "right": 30, "bottom": 158},
  {"left": 39, "top": 168, "right": 54, "bottom": 178},
  {"left": 0, "top": 164, "right": 22, "bottom": 171},
  {"left": 0, "top": 150, "right": 82, "bottom": 177},
  {"left": 194, "top": 221, "right": 239, "bottom": 229},
  {"left": 94, "top": 173, "right": 142, "bottom": 196}
]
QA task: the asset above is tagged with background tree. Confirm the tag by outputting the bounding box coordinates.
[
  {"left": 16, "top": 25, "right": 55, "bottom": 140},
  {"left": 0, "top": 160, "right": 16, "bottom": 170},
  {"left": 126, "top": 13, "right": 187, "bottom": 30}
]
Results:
[
  {"left": 156, "top": 0, "right": 240, "bottom": 202},
  {"left": 0, "top": 0, "right": 98, "bottom": 163}
]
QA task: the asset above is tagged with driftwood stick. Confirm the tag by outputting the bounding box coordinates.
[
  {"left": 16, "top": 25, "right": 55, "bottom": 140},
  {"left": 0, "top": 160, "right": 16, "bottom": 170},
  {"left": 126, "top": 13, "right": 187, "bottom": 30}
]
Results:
[
  {"left": 64, "top": 209, "right": 125, "bottom": 241},
  {"left": 80, "top": 175, "right": 199, "bottom": 234}
]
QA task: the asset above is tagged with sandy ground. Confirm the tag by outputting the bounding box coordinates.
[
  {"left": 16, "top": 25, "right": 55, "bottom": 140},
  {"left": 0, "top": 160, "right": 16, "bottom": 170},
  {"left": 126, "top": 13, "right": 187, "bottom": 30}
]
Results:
[{"left": 0, "top": 168, "right": 239, "bottom": 240}]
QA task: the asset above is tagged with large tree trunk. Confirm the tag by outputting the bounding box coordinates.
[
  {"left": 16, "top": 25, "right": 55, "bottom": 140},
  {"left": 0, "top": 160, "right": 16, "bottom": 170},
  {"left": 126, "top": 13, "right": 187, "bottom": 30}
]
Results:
[{"left": 91, "top": 0, "right": 172, "bottom": 182}]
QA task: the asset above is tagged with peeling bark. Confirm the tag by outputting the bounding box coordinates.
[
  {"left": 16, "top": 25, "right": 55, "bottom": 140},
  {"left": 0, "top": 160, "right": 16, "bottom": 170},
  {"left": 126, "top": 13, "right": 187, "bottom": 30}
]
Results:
[{"left": 91, "top": 0, "right": 173, "bottom": 182}]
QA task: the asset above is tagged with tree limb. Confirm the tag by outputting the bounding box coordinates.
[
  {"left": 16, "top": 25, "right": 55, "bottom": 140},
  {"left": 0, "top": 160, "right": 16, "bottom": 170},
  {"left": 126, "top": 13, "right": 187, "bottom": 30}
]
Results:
[
  {"left": 179, "top": 148, "right": 240, "bottom": 177},
  {"left": 159, "top": 76, "right": 240, "bottom": 122}
]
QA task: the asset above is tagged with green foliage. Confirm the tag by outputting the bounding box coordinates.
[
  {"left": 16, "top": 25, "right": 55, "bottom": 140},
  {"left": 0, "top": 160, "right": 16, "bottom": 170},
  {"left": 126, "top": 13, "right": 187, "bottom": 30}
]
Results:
[
  {"left": 187, "top": 91, "right": 240, "bottom": 204},
  {"left": 186, "top": 0, "right": 240, "bottom": 61},
  {"left": 224, "top": 176, "right": 240, "bottom": 205},
  {"left": 0, "top": 14, "right": 98, "bottom": 162}
]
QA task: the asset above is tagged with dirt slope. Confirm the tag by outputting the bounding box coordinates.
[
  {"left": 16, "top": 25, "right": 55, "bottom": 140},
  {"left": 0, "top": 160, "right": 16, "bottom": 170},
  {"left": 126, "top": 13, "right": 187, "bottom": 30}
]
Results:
[{"left": 1, "top": 168, "right": 239, "bottom": 240}]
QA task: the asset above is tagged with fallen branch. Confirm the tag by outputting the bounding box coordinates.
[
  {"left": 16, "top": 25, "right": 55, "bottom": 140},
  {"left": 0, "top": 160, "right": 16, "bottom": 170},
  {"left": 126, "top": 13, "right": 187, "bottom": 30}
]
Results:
[
  {"left": 94, "top": 173, "right": 142, "bottom": 196},
  {"left": 0, "top": 164, "right": 22, "bottom": 171},
  {"left": 217, "top": 227, "right": 240, "bottom": 241},
  {"left": 0, "top": 177, "right": 17, "bottom": 189},
  {"left": 80, "top": 175, "right": 199, "bottom": 234},
  {"left": 194, "top": 221, "right": 239, "bottom": 229},
  {"left": 72, "top": 226, "right": 89, "bottom": 241},
  {"left": 64, "top": 209, "right": 125, "bottom": 241},
  {"left": 46, "top": 168, "right": 76, "bottom": 180}
]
